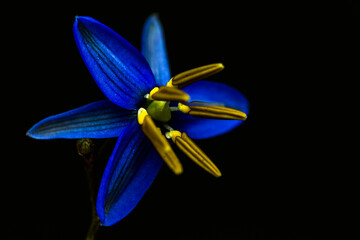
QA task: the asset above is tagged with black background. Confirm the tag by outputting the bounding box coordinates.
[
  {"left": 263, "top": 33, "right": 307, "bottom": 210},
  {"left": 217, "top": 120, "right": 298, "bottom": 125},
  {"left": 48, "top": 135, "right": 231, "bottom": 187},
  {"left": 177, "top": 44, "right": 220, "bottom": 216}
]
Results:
[{"left": 5, "top": 1, "right": 359, "bottom": 239}]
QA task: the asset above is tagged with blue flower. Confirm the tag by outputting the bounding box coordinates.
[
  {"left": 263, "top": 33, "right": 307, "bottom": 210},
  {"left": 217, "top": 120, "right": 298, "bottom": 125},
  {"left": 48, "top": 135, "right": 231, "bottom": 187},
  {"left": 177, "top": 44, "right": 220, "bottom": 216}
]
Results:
[{"left": 27, "top": 15, "right": 249, "bottom": 226}]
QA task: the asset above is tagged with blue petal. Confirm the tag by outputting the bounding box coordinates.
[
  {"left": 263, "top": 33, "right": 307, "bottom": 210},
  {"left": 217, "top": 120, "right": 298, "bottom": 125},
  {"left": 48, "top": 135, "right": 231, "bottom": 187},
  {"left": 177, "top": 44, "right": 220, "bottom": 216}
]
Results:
[
  {"left": 73, "top": 16, "right": 156, "bottom": 109},
  {"left": 96, "top": 120, "right": 162, "bottom": 226},
  {"left": 171, "top": 81, "right": 249, "bottom": 139},
  {"left": 141, "top": 14, "right": 171, "bottom": 86},
  {"left": 27, "top": 100, "right": 136, "bottom": 139}
]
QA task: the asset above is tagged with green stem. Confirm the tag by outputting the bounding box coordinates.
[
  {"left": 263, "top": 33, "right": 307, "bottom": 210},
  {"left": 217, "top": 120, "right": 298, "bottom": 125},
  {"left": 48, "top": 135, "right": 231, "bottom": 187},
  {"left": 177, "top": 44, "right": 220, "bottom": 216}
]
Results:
[{"left": 77, "top": 139, "right": 100, "bottom": 240}]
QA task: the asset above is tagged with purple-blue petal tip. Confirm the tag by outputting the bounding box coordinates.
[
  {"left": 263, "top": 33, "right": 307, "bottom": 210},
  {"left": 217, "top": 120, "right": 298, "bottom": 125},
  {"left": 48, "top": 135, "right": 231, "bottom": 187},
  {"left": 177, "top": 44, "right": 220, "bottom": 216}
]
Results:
[{"left": 73, "top": 16, "right": 156, "bottom": 110}]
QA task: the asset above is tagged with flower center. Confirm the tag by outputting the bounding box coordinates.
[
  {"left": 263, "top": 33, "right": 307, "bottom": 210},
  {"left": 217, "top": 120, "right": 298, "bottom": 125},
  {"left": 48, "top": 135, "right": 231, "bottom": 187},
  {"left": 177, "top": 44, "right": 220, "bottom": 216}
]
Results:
[
  {"left": 146, "top": 100, "right": 171, "bottom": 123},
  {"left": 136, "top": 63, "right": 247, "bottom": 177},
  {"left": 140, "top": 85, "right": 190, "bottom": 123}
]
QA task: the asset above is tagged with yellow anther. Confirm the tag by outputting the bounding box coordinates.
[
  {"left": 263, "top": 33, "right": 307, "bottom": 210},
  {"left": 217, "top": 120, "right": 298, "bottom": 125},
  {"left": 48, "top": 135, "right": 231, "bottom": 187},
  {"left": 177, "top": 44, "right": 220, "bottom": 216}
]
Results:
[
  {"left": 141, "top": 115, "right": 183, "bottom": 175},
  {"left": 149, "top": 87, "right": 160, "bottom": 99},
  {"left": 178, "top": 103, "right": 191, "bottom": 114},
  {"left": 137, "top": 108, "right": 148, "bottom": 125},
  {"left": 170, "top": 63, "right": 224, "bottom": 89},
  {"left": 169, "top": 131, "right": 221, "bottom": 177},
  {"left": 178, "top": 102, "right": 247, "bottom": 120},
  {"left": 150, "top": 86, "right": 190, "bottom": 103},
  {"left": 167, "top": 130, "right": 182, "bottom": 143}
]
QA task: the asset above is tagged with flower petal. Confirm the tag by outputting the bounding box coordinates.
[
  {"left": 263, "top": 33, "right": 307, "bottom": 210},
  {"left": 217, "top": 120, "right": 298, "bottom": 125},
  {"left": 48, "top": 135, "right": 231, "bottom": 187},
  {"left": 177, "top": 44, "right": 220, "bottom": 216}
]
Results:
[
  {"left": 141, "top": 14, "right": 171, "bottom": 86},
  {"left": 170, "top": 81, "right": 249, "bottom": 139},
  {"left": 73, "top": 16, "right": 156, "bottom": 109},
  {"left": 27, "top": 100, "right": 136, "bottom": 139},
  {"left": 96, "top": 120, "right": 162, "bottom": 226}
]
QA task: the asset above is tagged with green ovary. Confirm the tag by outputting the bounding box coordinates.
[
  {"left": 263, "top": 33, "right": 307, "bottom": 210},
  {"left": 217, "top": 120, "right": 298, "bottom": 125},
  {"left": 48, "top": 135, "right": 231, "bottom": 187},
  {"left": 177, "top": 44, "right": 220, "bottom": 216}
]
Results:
[{"left": 146, "top": 100, "right": 171, "bottom": 122}]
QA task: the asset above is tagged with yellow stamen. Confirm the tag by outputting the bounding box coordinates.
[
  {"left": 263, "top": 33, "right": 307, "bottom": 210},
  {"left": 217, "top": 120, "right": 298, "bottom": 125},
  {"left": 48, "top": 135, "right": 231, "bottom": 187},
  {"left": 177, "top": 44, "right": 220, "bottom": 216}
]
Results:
[
  {"left": 178, "top": 102, "right": 247, "bottom": 120},
  {"left": 166, "top": 78, "right": 174, "bottom": 87},
  {"left": 141, "top": 115, "right": 183, "bottom": 175},
  {"left": 137, "top": 108, "right": 148, "bottom": 125},
  {"left": 168, "top": 63, "right": 224, "bottom": 89},
  {"left": 167, "top": 130, "right": 182, "bottom": 143},
  {"left": 177, "top": 102, "right": 191, "bottom": 114},
  {"left": 149, "top": 87, "right": 159, "bottom": 98},
  {"left": 149, "top": 86, "right": 190, "bottom": 102},
  {"left": 168, "top": 130, "right": 221, "bottom": 177}
]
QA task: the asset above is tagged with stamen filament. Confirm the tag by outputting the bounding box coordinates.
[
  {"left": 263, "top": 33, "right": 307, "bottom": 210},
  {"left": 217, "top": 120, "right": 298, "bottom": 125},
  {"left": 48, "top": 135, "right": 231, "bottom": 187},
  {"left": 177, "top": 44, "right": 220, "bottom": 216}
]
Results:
[
  {"left": 178, "top": 102, "right": 247, "bottom": 120},
  {"left": 162, "top": 123, "right": 174, "bottom": 131},
  {"left": 169, "top": 106, "right": 179, "bottom": 112},
  {"left": 140, "top": 114, "right": 183, "bottom": 175},
  {"left": 168, "top": 131, "right": 222, "bottom": 177},
  {"left": 149, "top": 86, "right": 190, "bottom": 102},
  {"left": 168, "top": 63, "right": 224, "bottom": 89}
]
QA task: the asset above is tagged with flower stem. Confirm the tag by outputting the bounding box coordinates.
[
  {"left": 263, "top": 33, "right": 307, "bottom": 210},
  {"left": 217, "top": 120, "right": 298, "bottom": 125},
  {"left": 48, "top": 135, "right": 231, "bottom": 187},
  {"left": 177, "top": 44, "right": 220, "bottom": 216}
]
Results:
[{"left": 77, "top": 139, "right": 100, "bottom": 240}]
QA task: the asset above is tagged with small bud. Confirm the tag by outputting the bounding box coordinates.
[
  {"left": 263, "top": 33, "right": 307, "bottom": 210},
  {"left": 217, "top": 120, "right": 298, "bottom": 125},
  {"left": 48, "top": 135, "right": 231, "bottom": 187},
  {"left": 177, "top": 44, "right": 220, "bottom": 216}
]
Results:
[{"left": 77, "top": 138, "right": 94, "bottom": 157}]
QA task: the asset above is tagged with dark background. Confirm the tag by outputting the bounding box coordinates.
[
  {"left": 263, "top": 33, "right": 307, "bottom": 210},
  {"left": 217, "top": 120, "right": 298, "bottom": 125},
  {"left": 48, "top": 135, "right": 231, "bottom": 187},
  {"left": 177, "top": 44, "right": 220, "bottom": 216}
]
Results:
[{"left": 6, "top": 1, "right": 359, "bottom": 239}]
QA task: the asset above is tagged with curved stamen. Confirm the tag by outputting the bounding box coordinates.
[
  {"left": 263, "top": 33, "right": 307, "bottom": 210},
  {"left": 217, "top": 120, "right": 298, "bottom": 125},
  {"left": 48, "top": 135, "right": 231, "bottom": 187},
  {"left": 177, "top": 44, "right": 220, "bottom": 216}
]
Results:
[
  {"left": 138, "top": 109, "right": 182, "bottom": 175},
  {"left": 167, "top": 130, "right": 221, "bottom": 177},
  {"left": 167, "top": 63, "right": 224, "bottom": 89},
  {"left": 178, "top": 102, "right": 247, "bottom": 120}
]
